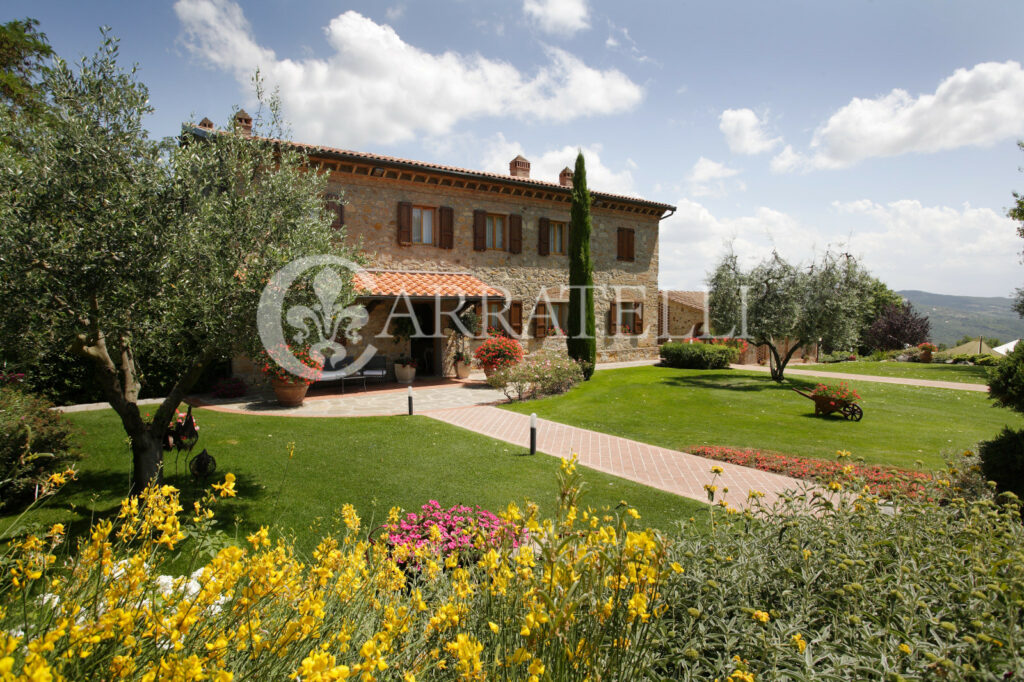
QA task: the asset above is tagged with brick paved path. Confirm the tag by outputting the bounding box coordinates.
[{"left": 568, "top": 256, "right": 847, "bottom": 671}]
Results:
[{"left": 426, "top": 405, "right": 808, "bottom": 509}]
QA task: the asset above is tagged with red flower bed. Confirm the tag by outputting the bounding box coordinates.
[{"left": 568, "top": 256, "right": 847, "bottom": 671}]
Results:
[
  {"left": 689, "top": 445, "right": 932, "bottom": 499},
  {"left": 808, "top": 381, "right": 860, "bottom": 403}
]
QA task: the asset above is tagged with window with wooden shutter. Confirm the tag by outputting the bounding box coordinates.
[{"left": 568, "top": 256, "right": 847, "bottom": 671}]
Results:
[
  {"left": 439, "top": 206, "right": 454, "bottom": 249},
  {"left": 608, "top": 303, "right": 618, "bottom": 335},
  {"left": 617, "top": 228, "right": 635, "bottom": 261},
  {"left": 325, "top": 193, "right": 344, "bottom": 230},
  {"left": 397, "top": 201, "right": 412, "bottom": 245},
  {"left": 533, "top": 312, "right": 547, "bottom": 338},
  {"left": 509, "top": 215, "right": 523, "bottom": 254},
  {"left": 538, "top": 217, "right": 550, "bottom": 256},
  {"left": 473, "top": 210, "right": 487, "bottom": 251},
  {"left": 509, "top": 301, "right": 523, "bottom": 336}
]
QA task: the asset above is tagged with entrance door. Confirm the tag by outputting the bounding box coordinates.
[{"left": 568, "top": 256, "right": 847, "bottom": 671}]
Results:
[{"left": 410, "top": 302, "right": 440, "bottom": 376}]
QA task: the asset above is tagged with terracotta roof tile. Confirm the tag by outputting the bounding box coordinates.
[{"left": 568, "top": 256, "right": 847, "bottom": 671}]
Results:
[
  {"left": 663, "top": 290, "right": 707, "bottom": 311},
  {"left": 354, "top": 270, "right": 504, "bottom": 298}
]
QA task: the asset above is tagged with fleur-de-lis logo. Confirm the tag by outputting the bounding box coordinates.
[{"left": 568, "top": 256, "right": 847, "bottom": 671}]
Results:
[
  {"left": 285, "top": 267, "right": 368, "bottom": 366},
  {"left": 258, "top": 256, "right": 376, "bottom": 380}
]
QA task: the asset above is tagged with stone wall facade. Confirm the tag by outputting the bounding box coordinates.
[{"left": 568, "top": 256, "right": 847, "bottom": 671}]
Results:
[{"left": 323, "top": 165, "right": 668, "bottom": 371}]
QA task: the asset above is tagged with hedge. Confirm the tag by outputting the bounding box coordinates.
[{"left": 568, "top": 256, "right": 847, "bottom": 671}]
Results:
[{"left": 660, "top": 342, "right": 738, "bottom": 369}]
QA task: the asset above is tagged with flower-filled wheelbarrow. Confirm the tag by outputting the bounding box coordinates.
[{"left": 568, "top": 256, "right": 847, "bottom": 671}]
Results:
[{"left": 792, "top": 383, "right": 863, "bottom": 421}]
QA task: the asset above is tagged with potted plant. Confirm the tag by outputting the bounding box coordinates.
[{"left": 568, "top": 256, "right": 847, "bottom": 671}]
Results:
[
  {"left": 452, "top": 350, "right": 472, "bottom": 379},
  {"left": 448, "top": 308, "right": 479, "bottom": 379},
  {"left": 473, "top": 335, "right": 524, "bottom": 378},
  {"left": 394, "top": 356, "right": 417, "bottom": 384},
  {"left": 917, "top": 342, "right": 937, "bottom": 363},
  {"left": 255, "top": 343, "right": 323, "bottom": 407}
]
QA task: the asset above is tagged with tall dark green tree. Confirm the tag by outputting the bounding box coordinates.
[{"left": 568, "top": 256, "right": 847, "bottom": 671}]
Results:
[{"left": 566, "top": 152, "right": 596, "bottom": 379}]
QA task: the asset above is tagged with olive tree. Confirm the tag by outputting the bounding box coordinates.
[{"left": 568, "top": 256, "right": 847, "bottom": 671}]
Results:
[
  {"left": 0, "top": 35, "right": 347, "bottom": 493},
  {"left": 709, "top": 250, "right": 871, "bottom": 381}
]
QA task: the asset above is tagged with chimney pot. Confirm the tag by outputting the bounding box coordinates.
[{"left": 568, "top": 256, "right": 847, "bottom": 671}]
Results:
[
  {"left": 233, "top": 109, "right": 253, "bottom": 137},
  {"left": 559, "top": 166, "right": 574, "bottom": 187},
  {"left": 509, "top": 155, "right": 530, "bottom": 179},
  {"left": 198, "top": 117, "right": 215, "bottom": 130}
]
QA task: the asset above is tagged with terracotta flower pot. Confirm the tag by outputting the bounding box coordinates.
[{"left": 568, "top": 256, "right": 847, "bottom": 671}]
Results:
[
  {"left": 920, "top": 350, "right": 932, "bottom": 363},
  {"left": 395, "top": 363, "right": 416, "bottom": 384},
  {"left": 455, "top": 361, "right": 471, "bottom": 379},
  {"left": 271, "top": 377, "right": 309, "bottom": 407}
]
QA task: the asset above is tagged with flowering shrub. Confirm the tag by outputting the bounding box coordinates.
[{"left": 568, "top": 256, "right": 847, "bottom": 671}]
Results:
[
  {"left": 209, "top": 377, "right": 247, "bottom": 399},
  {"left": 0, "top": 387, "right": 80, "bottom": 512},
  {"left": 383, "top": 500, "right": 526, "bottom": 567},
  {"left": 0, "top": 371, "right": 25, "bottom": 385},
  {"left": 808, "top": 381, "right": 860, "bottom": 403},
  {"left": 0, "top": 456, "right": 672, "bottom": 681},
  {"left": 254, "top": 343, "right": 323, "bottom": 385},
  {"left": 473, "top": 335, "right": 524, "bottom": 373},
  {"left": 689, "top": 445, "right": 932, "bottom": 498},
  {"left": 917, "top": 342, "right": 938, "bottom": 353},
  {"left": 487, "top": 351, "right": 584, "bottom": 401}
]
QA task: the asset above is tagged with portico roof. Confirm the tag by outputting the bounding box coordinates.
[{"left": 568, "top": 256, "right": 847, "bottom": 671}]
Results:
[{"left": 353, "top": 270, "right": 505, "bottom": 299}]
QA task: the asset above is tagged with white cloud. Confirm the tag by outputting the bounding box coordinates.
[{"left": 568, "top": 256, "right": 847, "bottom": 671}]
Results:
[
  {"left": 834, "top": 199, "right": 1019, "bottom": 295},
  {"left": 772, "top": 61, "right": 1024, "bottom": 172},
  {"left": 385, "top": 5, "right": 404, "bottom": 21},
  {"left": 687, "top": 157, "right": 741, "bottom": 198},
  {"left": 175, "top": 0, "right": 641, "bottom": 147},
  {"left": 479, "top": 134, "right": 637, "bottom": 196},
  {"left": 719, "top": 108, "right": 782, "bottom": 155},
  {"left": 523, "top": 0, "right": 590, "bottom": 36},
  {"left": 657, "top": 197, "right": 1021, "bottom": 297}
]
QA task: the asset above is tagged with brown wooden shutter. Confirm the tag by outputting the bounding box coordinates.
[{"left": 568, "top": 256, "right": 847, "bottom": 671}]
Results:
[
  {"left": 509, "top": 215, "right": 522, "bottom": 254},
  {"left": 616, "top": 228, "right": 625, "bottom": 260},
  {"left": 634, "top": 303, "right": 643, "bottom": 335},
  {"left": 608, "top": 303, "right": 618, "bottom": 335},
  {"left": 538, "top": 217, "right": 550, "bottom": 256},
  {"left": 473, "top": 210, "right": 487, "bottom": 251},
  {"left": 533, "top": 308, "right": 547, "bottom": 339},
  {"left": 439, "top": 206, "right": 454, "bottom": 249},
  {"left": 628, "top": 229, "right": 635, "bottom": 261},
  {"left": 510, "top": 301, "right": 523, "bottom": 335},
  {"left": 397, "top": 201, "right": 412, "bottom": 244}
]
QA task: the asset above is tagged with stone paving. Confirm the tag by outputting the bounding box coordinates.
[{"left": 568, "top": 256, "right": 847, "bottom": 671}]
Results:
[
  {"left": 425, "top": 405, "right": 810, "bottom": 509},
  {"left": 193, "top": 381, "right": 506, "bottom": 417},
  {"left": 733, "top": 364, "right": 988, "bottom": 392}
]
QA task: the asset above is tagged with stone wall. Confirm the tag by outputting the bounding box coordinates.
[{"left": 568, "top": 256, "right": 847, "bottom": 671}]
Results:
[
  {"left": 328, "top": 171, "right": 662, "bottom": 368},
  {"left": 659, "top": 298, "right": 706, "bottom": 342}
]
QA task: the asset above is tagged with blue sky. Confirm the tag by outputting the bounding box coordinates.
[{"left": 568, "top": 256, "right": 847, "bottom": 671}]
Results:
[{"left": 10, "top": 0, "right": 1024, "bottom": 297}]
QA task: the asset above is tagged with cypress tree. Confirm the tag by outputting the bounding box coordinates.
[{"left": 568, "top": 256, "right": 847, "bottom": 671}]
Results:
[{"left": 567, "top": 151, "right": 596, "bottom": 378}]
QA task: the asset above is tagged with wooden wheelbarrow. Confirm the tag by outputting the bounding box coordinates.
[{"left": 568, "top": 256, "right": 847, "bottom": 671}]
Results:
[{"left": 792, "top": 388, "right": 863, "bottom": 421}]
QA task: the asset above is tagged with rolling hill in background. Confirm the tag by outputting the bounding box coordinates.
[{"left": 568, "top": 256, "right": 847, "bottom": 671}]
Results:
[{"left": 898, "top": 290, "right": 1024, "bottom": 348}]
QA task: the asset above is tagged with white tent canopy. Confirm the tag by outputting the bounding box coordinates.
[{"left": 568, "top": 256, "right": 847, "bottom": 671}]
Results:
[{"left": 993, "top": 339, "right": 1019, "bottom": 356}]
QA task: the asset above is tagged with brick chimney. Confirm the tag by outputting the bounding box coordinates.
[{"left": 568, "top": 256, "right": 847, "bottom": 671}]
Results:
[
  {"left": 198, "top": 117, "right": 214, "bottom": 131},
  {"left": 509, "top": 155, "right": 530, "bottom": 178},
  {"left": 559, "top": 166, "right": 573, "bottom": 187},
  {"left": 233, "top": 109, "right": 253, "bottom": 136}
]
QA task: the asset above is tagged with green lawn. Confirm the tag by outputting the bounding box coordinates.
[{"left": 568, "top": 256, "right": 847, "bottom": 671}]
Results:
[
  {"left": 2, "top": 409, "right": 706, "bottom": 555},
  {"left": 504, "top": 366, "right": 1023, "bottom": 470},
  {"left": 796, "top": 361, "right": 990, "bottom": 384}
]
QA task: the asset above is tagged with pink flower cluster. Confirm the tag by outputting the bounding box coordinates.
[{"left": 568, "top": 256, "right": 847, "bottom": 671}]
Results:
[
  {"left": 809, "top": 381, "right": 860, "bottom": 403},
  {"left": 384, "top": 500, "right": 525, "bottom": 563}
]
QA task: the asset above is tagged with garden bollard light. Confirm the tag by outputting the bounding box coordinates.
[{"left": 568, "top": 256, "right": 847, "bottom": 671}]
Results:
[
  {"left": 530, "top": 413, "right": 537, "bottom": 455},
  {"left": 408, "top": 386, "right": 413, "bottom": 415}
]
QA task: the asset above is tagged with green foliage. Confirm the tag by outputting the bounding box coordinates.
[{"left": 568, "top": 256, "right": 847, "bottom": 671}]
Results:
[
  {"left": 978, "top": 427, "right": 1024, "bottom": 502},
  {"left": 987, "top": 342, "right": 1024, "bottom": 414},
  {"left": 1011, "top": 142, "right": 1024, "bottom": 317},
  {"left": 0, "top": 387, "right": 78, "bottom": 512},
  {"left": 0, "top": 30, "right": 351, "bottom": 491},
  {"left": 709, "top": 250, "right": 872, "bottom": 381},
  {"left": 487, "top": 350, "right": 584, "bottom": 401},
  {"left": 567, "top": 152, "right": 596, "bottom": 379},
  {"left": 659, "top": 476, "right": 1024, "bottom": 680},
  {"left": 956, "top": 335, "right": 1002, "bottom": 348},
  {"left": 659, "top": 342, "right": 737, "bottom": 369},
  {"left": 0, "top": 17, "right": 52, "bottom": 114}
]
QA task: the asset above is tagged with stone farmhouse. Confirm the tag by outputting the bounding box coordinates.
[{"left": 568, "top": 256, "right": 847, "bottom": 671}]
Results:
[{"left": 210, "top": 112, "right": 676, "bottom": 378}]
